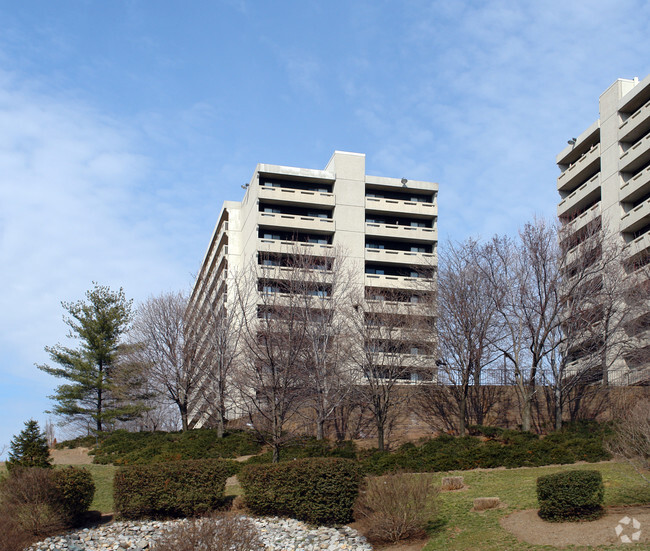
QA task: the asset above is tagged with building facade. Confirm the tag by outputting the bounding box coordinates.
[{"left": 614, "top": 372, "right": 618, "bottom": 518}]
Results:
[
  {"left": 556, "top": 75, "right": 650, "bottom": 384},
  {"left": 187, "top": 151, "right": 438, "bottom": 427}
]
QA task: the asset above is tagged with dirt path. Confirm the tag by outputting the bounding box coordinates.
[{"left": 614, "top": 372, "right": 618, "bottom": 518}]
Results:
[
  {"left": 49, "top": 447, "right": 93, "bottom": 465},
  {"left": 501, "top": 505, "right": 649, "bottom": 547}
]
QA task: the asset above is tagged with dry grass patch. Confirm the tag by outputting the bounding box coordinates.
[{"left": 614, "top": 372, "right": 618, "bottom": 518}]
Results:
[
  {"left": 355, "top": 472, "right": 439, "bottom": 544},
  {"left": 151, "top": 513, "right": 263, "bottom": 551}
]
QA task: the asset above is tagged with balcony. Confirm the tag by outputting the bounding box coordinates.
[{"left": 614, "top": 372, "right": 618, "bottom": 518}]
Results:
[
  {"left": 257, "top": 264, "right": 333, "bottom": 281},
  {"left": 620, "top": 197, "right": 650, "bottom": 234},
  {"left": 258, "top": 238, "right": 334, "bottom": 256},
  {"left": 365, "top": 222, "right": 437, "bottom": 242},
  {"left": 365, "top": 196, "right": 435, "bottom": 217},
  {"left": 557, "top": 173, "right": 600, "bottom": 219},
  {"left": 562, "top": 202, "right": 601, "bottom": 236},
  {"left": 624, "top": 230, "right": 650, "bottom": 259},
  {"left": 620, "top": 132, "right": 650, "bottom": 173},
  {"left": 258, "top": 185, "right": 335, "bottom": 207},
  {"left": 619, "top": 98, "right": 650, "bottom": 143},
  {"left": 258, "top": 212, "right": 335, "bottom": 233},
  {"left": 365, "top": 273, "right": 432, "bottom": 290},
  {"left": 365, "top": 247, "right": 436, "bottom": 267},
  {"left": 621, "top": 165, "right": 650, "bottom": 203},
  {"left": 557, "top": 144, "right": 600, "bottom": 192}
]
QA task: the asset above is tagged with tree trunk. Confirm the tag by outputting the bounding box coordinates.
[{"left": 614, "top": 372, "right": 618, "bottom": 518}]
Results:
[
  {"left": 316, "top": 417, "right": 325, "bottom": 441},
  {"left": 554, "top": 384, "right": 563, "bottom": 431},
  {"left": 459, "top": 391, "right": 467, "bottom": 436},
  {"left": 376, "top": 418, "right": 385, "bottom": 451},
  {"left": 180, "top": 403, "right": 188, "bottom": 432},
  {"left": 521, "top": 396, "right": 531, "bottom": 432}
]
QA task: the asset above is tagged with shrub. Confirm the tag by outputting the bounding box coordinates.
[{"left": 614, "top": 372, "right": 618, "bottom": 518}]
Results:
[
  {"left": 355, "top": 472, "right": 438, "bottom": 544},
  {"left": 0, "top": 468, "right": 63, "bottom": 536},
  {"left": 51, "top": 467, "right": 95, "bottom": 522},
  {"left": 0, "top": 514, "right": 34, "bottom": 551},
  {"left": 0, "top": 466, "right": 95, "bottom": 538},
  {"left": 243, "top": 437, "right": 357, "bottom": 465},
  {"left": 359, "top": 425, "right": 610, "bottom": 474},
  {"left": 239, "top": 457, "right": 363, "bottom": 525},
  {"left": 114, "top": 459, "right": 237, "bottom": 518},
  {"left": 92, "top": 429, "right": 261, "bottom": 465},
  {"left": 151, "top": 514, "right": 263, "bottom": 551},
  {"left": 536, "top": 470, "right": 604, "bottom": 521}
]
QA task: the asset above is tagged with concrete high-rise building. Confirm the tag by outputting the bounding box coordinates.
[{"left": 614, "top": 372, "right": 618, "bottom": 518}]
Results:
[
  {"left": 556, "top": 75, "right": 650, "bottom": 384},
  {"left": 187, "top": 151, "right": 438, "bottom": 427}
]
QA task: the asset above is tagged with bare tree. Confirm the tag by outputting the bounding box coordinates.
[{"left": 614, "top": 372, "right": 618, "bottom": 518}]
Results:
[
  {"left": 420, "top": 239, "right": 499, "bottom": 436},
  {"left": 347, "top": 288, "right": 434, "bottom": 450},
  {"left": 189, "top": 279, "right": 246, "bottom": 437},
  {"left": 289, "top": 247, "right": 353, "bottom": 440},
  {"left": 479, "top": 220, "right": 562, "bottom": 432},
  {"left": 232, "top": 262, "right": 311, "bottom": 462},
  {"left": 608, "top": 398, "right": 650, "bottom": 484},
  {"left": 130, "top": 291, "right": 202, "bottom": 431}
]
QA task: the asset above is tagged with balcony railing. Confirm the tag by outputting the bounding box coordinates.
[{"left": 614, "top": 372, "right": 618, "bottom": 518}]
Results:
[
  {"left": 557, "top": 143, "right": 600, "bottom": 192},
  {"left": 258, "top": 185, "right": 335, "bottom": 206}
]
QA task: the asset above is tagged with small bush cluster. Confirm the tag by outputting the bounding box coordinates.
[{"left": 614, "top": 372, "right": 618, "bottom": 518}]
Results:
[
  {"left": 360, "top": 422, "right": 611, "bottom": 475},
  {"left": 0, "top": 466, "right": 95, "bottom": 548},
  {"left": 354, "top": 472, "right": 438, "bottom": 544},
  {"left": 239, "top": 457, "right": 363, "bottom": 525},
  {"left": 536, "top": 470, "right": 605, "bottom": 521},
  {"left": 151, "top": 514, "right": 263, "bottom": 551},
  {"left": 91, "top": 429, "right": 260, "bottom": 465},
  {"left": 114, "top": 459, "right": 237, "bottom": 518}
]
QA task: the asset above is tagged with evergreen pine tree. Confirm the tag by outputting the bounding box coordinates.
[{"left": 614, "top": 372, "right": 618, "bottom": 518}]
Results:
[
  {"left": 6, "top": 419, "right": 53, "bottom": 470},
  {"left": 37, "top": 283, "right": 147, "bottom": 432}
]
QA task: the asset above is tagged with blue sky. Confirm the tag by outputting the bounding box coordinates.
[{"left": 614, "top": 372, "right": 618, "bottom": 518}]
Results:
[{"left": 1, "top": 0, "right": 649, "bottom": 453}]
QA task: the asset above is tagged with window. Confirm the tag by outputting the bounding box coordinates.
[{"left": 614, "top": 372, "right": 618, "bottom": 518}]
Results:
[
  {"left": 262, "top": 233, "right": 282, "bottom": 240},
  {"left": 307, "top": 211, "right": 328, "bottom": 219},
  {"left": 366, "top": 243, "right": 385, "bottom": 249},
  {"left": 410, "top": 245, "right": 426, "bottom": 252},
  {"left": 261, "top": 258, "right": 280, "bottom": 266},
  {"left": 262, "top": 285, "right": 279, "bottom": 294},
  {"left": 307, "top": 236, "right": 328, "bottom": 244},
  {"left": 308, "top": 289, "right": 329, "bottom": 298},
  {"left": 262, "top": 207, "right": 281, "bottom": 213},
  {"left": 366, "top": 267, "right": 385, "bottom": 275},
  {"left": 410, "top": 220, "right": 427, "bottom": 228}
]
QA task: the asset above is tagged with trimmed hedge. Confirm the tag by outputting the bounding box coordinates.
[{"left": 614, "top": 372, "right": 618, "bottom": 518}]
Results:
[
  {"left": 51, "top": 467, "right": 96, "bottom": 522},
  {"left": 114, "top": 459, "right": 238, "bottom": 518},
  {"left": 239, "top": 457, "right": 363, "bottom": 525},
  {"left": 536, "top": 470, "right": 604, "bottom": 521}
]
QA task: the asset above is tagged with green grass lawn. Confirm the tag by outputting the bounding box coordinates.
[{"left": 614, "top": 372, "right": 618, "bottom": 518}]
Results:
[
  {"left": 422, "top": 461, "right": 650, "bottom": 551},
  {"left": 79, "top": 464, "right": 117, "bottom": 513}
]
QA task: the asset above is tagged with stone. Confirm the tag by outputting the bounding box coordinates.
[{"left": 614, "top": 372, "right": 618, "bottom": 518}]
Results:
[
  {"left": 473, "top": 496, "right": 500, "bottom": 511},
  {"left": 441, "top": 476, "right": 464, "bottom": 490}
]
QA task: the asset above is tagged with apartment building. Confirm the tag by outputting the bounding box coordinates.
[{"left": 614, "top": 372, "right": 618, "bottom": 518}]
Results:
[
  {"left": 186, "top": 151, "right": 438, "bottom": 428},
  {"left": 556, "top": 75, "right": 650, "bottom": 384}
]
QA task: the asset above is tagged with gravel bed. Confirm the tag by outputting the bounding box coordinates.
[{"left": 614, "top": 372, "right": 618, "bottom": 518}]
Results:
[{"left": 28, "top": 517, "right": 373, "bottom": 551}]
